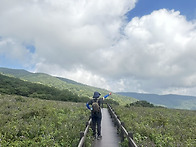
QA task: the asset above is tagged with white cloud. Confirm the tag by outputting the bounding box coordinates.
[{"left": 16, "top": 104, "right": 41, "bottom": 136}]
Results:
[
  {"left": 0, "top": 38, "right": 33, "bottom": 67},
  {"left": 0, "top": 0, "right": 136, "bottom": 67},
  {"left": 84, "top": 9, "right": 196, "bottom": 94},
  {"left": 1, "top": 1, "right": 196, "bottom": 96}
]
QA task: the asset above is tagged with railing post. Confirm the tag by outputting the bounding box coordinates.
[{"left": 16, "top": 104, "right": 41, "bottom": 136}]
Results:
[
  {"left": 86, "top": 121, "right": 88, "bottom": 127},
  {"left": 80, "top": 132, "right": 84, "bottom": 139},
  {"left": 117, "top": 122, "right": 120, "bottom": 134},
  {"left": 78, "top": 118, "right": 92, "bottom": 147},
  {"left": 107, "top": 104, "right": 138, "bottom": 147},
  {"left": 121, "top": 122, "right": 125, "bottom": 142},
  {"left": 128, "top": 132, "right": 133, "bottom": 139},
  {"left": 116, "top": 115, "right": 120, "bottom": 134},
  {"left": 80, "top": 132, "right": 84, "bottom": 147},
  {"left": 128, "top": 132, "right": 134, "bottom": 147},
  {"left": 114, "top": 115, "right": 117, "bottom": 127}
]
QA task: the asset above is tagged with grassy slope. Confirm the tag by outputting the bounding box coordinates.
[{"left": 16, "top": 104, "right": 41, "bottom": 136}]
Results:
[
  {"left": 0, "top": 94, "right": 92, "bottom": 146},
  {"left": 0, "top": 67, "right": 137, "bottom": 105},
  {"left": 0, "top": 73, "right": 90, "bottom": 103}
]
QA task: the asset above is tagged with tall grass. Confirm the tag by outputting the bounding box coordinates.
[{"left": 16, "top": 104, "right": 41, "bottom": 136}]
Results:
[
  {"left": 113, "top": 105, "right": 196, "bottom": 147},
  {"left": 0, "top": 94, "right": 90, "bottom": 146}
]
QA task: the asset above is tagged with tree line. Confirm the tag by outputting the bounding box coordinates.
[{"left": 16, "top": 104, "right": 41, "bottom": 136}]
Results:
[
  {"left": 0, "top": 74, "right": 90, "bottom": 103},
  {"left": 126, "top": 100, "right": 164, "bottom": 108}
]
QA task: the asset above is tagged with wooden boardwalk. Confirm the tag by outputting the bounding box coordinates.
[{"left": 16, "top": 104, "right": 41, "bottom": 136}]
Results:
[{"left": 93, "top": 108, "right": 121, "bottom": 147}]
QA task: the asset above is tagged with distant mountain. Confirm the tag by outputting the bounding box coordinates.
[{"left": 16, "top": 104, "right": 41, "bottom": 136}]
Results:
[
  {"left": 117, "top": 92, "right": 196, "bottom": 110},
  {"left": 0, "top": 67, "right": 137, "bottom": 105}
]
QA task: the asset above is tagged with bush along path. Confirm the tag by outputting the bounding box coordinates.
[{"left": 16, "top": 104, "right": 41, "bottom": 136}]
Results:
[{"left": 0, "top": 94, "right": 91, "bottom": 146}]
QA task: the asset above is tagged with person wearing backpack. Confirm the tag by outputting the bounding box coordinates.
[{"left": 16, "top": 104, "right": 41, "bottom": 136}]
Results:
[{"left": 86, "top": 91, "right": 111, "bottom": 139}]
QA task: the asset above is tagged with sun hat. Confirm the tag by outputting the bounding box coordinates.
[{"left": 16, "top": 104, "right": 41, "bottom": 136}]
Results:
[{"left": 93, "top": 92, "right": 101, "bottom": 98}]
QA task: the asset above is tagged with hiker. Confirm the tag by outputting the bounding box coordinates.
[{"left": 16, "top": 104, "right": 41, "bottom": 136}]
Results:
[{"left": 86, "top": 92, "right": 111, "bottom": 139}]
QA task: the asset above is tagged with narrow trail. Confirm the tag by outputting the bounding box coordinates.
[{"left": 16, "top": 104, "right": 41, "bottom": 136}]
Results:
[{"left": 93, "top": 108, "right": 121, "bottom": 147}]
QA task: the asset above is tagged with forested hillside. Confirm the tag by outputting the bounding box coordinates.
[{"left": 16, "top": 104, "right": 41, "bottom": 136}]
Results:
[
  {"left": 0, "top": 74, "right": 89, "bottom": 103},
  {"left": 0, "top": 67, "right": 137, "bottom": 105}
]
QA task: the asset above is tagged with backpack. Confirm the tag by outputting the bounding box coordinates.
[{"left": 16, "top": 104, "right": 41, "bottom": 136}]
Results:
[{"left": 92, "top": 98, "right": 100, "bottom": 113}]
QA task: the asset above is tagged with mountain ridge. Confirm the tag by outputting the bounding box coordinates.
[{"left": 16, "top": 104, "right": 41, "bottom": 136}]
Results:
[
  {"left": 1, "top": 67, "right": 196, "bottom": 109},
  {"left": 0, "top": 67, "right": 137, "bottom": 105},
  {"left": 117, "top": 92, "right": 196, "bottom": 110}
]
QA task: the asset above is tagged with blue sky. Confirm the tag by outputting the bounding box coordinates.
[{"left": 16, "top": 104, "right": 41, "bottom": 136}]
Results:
[
  {"left": 1, "top": 0, "right": 196, "bottom": 95},
  {"left": 127, "top": 0, "right": 196, "bottom": 20}
]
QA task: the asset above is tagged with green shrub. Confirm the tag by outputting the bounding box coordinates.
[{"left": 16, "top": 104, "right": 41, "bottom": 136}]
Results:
[
  {"left": 0, "top": 95, "right": 91, "bottom": 146},
  {"left": 113, "top": 105, "right": 196, "bottom": 146}
]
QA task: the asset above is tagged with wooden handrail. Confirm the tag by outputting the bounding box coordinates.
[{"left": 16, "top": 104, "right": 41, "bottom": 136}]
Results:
[
  {"left": 78, "top": 118, "right": 92, "bottom": 147},
  {"left": 107, "top": 104, "right": 138, "bottom": 147}
]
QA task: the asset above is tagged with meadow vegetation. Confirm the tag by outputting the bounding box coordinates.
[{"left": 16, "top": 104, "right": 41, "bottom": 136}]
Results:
[
  {"left": 113, "top": 105, "right": 196, "bottom": 147},
  {"left": 1, "top": 70, "right": 196, "bottom": 147},
  {"left": 0, "top": 94, "right": 91, "bottom": 146}
]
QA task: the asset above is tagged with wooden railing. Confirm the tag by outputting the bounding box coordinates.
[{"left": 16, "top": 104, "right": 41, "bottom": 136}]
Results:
[
  {"left": 78, "top": 118, "right": 92, "bottom": 147},
  {"left": 107, "top": 104, "right": 138, "bottom": 147}
]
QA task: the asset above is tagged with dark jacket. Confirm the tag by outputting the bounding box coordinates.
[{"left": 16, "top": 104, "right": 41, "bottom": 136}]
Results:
[{"left": 87, "top": 98, "right": 103, "bottom": 118}]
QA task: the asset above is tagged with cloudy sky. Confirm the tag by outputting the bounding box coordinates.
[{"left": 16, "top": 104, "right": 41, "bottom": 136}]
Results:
[{"left": 1, "top": 0, "right": 196, "bottom": 95}]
